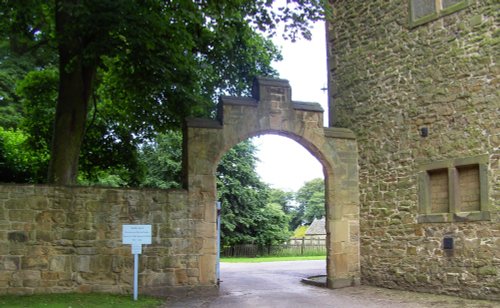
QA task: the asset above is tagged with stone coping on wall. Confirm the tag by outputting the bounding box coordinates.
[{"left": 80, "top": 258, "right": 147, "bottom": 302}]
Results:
[
  {"left": 219, "top": 96, "right": 323, "bottom": 113},
  {"left": 219, "top": 96, "right": 258, "bottom": 106},
  {"left": 0, "top": 183, "right": 188, "bottom": 192},
  {"left": 324, "top": 128, "right": 356, "bottom": 140},
  {"left": 185, "top": 118, "right": 223, "bottom": 129},
  {"left": 292, "top": 101, "right": 324, "bottom": 112}
]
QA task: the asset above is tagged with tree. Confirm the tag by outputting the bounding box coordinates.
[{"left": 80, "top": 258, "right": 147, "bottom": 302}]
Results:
[
  {"left": 267, "top": 188, "right": 295, "bottom": 214},
  {"left": 217, "top": 140, "right": 270, "bottom": 246},
  {"left": 3, "top": 64, "right": 144, "bottom": 186},
  {"left": 292, "top": 178, "right": 325, "bottom": 227},
  {"left": 255, "top": 203, "right": 291, "bottom": 246},
  {"left": 139, "top": 131, "right": 183, "bottom": 189},
  {"left": 0, "top": 1, "right": 56, "bottom": 130},
  {"left": 217, "top": 140, "right": 290, "bottom": 246},
  {"left": 0, "top": 127, "right": 47, "bottom": 182},
  {"left": 136, "top": 136, "right": 290, "bottom": 245},
  {"left": 0, "top": 0, "right": 328, "bottom": 184},
  {"left": 303, "top": 190, "right": 325, "bottom": 223}
]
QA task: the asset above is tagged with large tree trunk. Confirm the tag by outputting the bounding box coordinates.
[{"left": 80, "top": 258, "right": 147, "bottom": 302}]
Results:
[{"left": 47, "top": 0, "right": 95, "bottom": 185}]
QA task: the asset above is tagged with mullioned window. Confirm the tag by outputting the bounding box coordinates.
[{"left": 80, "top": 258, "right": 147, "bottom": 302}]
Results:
[
  {"left": 409, "top": 0, "right": 472, "bottom": 28},
  {"left": 417, "top": 155, "right": 490, "bottom": 223}
]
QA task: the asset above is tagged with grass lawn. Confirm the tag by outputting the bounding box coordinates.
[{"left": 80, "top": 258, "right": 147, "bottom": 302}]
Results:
[
  {"left": 221, "top": 255, "right": 326, "bottom": 263},
  {"left": 0, "top": 293, "right": 163, "bottom": 308}
]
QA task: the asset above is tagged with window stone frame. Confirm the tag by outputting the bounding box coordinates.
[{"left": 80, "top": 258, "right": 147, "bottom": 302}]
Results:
[
  {"left": 409, "top": 0, "right": 472, "bottom": 28},
  {"left": 417, "top": 154, "right": 490, "bottom": 223}
]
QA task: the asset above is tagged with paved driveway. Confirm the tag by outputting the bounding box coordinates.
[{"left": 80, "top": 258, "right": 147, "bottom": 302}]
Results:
[{"left": 163, "top": 260, "right": 498, "bottom": 307}]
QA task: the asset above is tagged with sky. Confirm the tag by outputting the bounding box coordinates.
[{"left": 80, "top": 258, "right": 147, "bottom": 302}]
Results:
[{"left": 253, "top": 21, "right": 328, "bottom": 192}]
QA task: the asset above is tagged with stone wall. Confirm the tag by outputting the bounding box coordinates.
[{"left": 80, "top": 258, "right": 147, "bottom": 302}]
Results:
[
  {"left": 327, "top": 0, "right": 499, "bottom": 300},
  {"left": 0, "top": 184, "right": 207, "bottom": 295}
]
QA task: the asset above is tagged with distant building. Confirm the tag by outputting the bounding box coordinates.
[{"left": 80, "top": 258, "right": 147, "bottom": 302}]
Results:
[{"left": 304, "top": 217, "right": 326, "bottom": 244}]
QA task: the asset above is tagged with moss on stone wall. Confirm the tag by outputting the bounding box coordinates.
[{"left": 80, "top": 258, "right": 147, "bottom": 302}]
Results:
[{"left": 328, "top": 0, "right": 499, "bottom": 300}]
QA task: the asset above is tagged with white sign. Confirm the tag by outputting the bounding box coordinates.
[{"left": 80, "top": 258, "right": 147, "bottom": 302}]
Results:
[
  {"left": 122, "top": 225, "right": 152, "bottom": 245},
  {"left": 122, "top": 224, "right": 152, "bottom": 301}
]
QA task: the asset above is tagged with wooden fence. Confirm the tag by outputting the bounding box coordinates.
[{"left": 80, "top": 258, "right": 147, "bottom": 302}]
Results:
[{"left": 221, "top": 238, "right": 326, "bottom": 257}]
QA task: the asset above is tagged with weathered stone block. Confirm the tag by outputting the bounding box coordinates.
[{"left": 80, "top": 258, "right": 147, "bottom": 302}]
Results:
[
  {"left": 41, "top": 272, "right": 59, "bottom": 281},
  {"left": 7, "top": 232, "right": 27, "bottom": 243},
  {"left": 0, "top": 271, "right": 12, "bottom": 282},
  {"left": 140, "top": 272, "right": 174, "bottom": 287},
  {"left": 75, "top": 230, "right": 97, "bottom": 241},
  {"left": 76, "top": 247, "right": 97, "bottom": 255},
  {"left": 5, "top": 199, "right": 28, "bottom": 210},
  {"left": 478, "top": 266, "right": 497, "bottom": 276},
  {"left": 22, "top": 254, "right": 48, "bottom": 270},
  {"left": 35, "top": 230, "right": 55, "bottom": 242},
  {"left": 75, "top": 256, "right": 91, "bottom": 273},
  {"left": 8, "top": 210, "right": 34, "bottom": 222},
  {"left": 49, "top": 256, "right": 70, "bottom": 272},
  {"left": 6, "top": 287, "right": 34, "bottom": 295}
]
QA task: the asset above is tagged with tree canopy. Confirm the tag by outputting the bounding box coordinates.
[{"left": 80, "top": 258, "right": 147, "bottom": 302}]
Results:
[
  {"left": 0, "top": 0, "right": 328, "bottom": 247},
  {"left": 217, "top": 140, "right": 291, "bottom": 246},
  {"left": 292, "top": 178, "right": 325, "bottom": 227},
  {"left": 0, "top": 0, "right": 329, "bottom": 184}
]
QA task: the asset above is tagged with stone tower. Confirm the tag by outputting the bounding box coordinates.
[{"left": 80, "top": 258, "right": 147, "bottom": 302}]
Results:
[{"left": 327, "top": 0, "right": 498, "bottom": 300}]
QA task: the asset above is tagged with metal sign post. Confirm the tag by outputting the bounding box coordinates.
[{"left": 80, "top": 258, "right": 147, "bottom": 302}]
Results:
[
  {"left": 122, "top": 225, "right": 152, "bottom": 301},
  {"left": 216, "top": 201, "right": 221, "bottom": 285}
]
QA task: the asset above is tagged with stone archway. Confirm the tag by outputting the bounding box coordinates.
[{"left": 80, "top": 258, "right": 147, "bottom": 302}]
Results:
[{"left": 184, "top": 77, "right": 360, "bottom": 288}]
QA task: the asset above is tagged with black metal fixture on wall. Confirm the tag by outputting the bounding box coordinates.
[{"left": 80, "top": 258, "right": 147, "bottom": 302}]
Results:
[{"left": 420, "top": 127, "right": 429, "bottom": 137}]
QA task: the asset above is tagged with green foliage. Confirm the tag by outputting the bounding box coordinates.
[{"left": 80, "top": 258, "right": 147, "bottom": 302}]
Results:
[
  {"left": 3, "top": 67, "right": 144, "bottom": 186},
  {"left": 303, "top": 190, "right": 326, "bottom": 223},
  {"left": 292, "top": 178, "right": 325, "bottom": 227},
  {"left": 0, "top": 127, "right": 48, "bottom": 182},
  {"left": 270, "top": 246, "right": 326, "bottom": 257},
  {"left": 77, "top": 121, "right": 145, "bottom": 187},
  {"left": 0, "top": 0, "right": 328, "bottom": 184},
  {"left": 0, "top": 44, "right": 30, "bottom": 129},
  {"left": 139, "top": 131, "right": 183, "bottom": 189},
  {"left": 217, "top": 140, "right": 268, "bottom": 245},
  {"left": 0, "top": 292, "right": 162, "bottom": 308},
  {"left": 217, "top": 140, "right": 291, "bottom": 246},
  {"left": 77, "top": 168, "right": 130, "bottom": 188},
  {"left": 96, "top": 16, "right": 284, "bottom": 137},
  {"left": 267, "top": 188, "right": 295, "bottom": 214},
  {"left": 255, "top": 203, "right": 292, "bottom": 245},
  {"left": 16, "top": 69, "right": 58, "bottom": 152},
  {"left": 0, "top": 0, "right": 57, "bottom": 129}
]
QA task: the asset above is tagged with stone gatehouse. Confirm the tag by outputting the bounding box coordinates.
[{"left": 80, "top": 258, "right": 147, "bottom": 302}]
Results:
[
  {"left": 0, "top": 78, "right": 360, "bottom": 295},
  {"left": 327, "top": 0, "right": 498, "bottom": 300}
]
